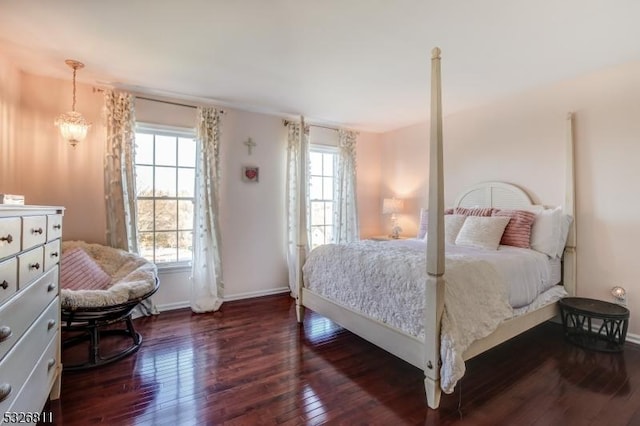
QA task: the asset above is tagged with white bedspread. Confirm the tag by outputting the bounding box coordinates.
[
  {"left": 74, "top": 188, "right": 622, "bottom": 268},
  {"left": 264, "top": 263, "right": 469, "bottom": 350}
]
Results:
[{"left": 303, "top": 239, "right": 517, "bottom": 393}]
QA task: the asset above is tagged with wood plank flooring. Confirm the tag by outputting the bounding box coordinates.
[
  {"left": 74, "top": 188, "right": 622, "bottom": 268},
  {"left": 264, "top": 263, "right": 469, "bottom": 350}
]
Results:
[{"left": 44, "top": 294, "right": 640, "bottom": 425}]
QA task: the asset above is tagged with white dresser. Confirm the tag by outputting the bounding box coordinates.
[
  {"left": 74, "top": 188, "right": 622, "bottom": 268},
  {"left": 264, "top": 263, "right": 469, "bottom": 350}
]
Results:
[{"left": 0, "top": 205, "right": 64, "bottom": 425}]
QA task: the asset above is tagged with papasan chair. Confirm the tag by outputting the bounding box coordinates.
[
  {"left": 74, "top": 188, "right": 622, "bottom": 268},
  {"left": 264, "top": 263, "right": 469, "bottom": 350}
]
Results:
[{"left": 60, "top": 241, "right": 159, "bottom": 371}]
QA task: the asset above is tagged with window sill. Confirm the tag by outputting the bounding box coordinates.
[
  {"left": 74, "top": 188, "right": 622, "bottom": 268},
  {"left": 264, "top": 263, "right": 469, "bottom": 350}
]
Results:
[{"left": 156, "top": 262, "right": 192, "bottom": 274}]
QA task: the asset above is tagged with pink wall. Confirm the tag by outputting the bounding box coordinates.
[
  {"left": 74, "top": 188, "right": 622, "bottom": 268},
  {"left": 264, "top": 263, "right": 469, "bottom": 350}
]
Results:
[
  {"left": 2, "top": 71, "right": 107, "bottom": 244},
  {"left": 0, "top": 56, "right": 20, "bottom": 190},
  {"left": 381, "top": 61, "right": 640, "bottom": 336},
  {"left": 0, "top": 62, "right": 383, "bottom": 307}
]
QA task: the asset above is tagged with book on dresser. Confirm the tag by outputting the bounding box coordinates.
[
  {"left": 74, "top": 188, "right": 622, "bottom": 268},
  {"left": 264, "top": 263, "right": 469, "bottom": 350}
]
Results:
[{"left": 0, "top": 205, "right": 64, "bottom": 425}]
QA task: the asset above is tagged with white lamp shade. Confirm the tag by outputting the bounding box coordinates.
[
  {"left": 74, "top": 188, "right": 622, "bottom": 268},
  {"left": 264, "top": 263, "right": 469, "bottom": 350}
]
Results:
[{"left": 382, "top": 198, "right": 404, "bottom": 214}]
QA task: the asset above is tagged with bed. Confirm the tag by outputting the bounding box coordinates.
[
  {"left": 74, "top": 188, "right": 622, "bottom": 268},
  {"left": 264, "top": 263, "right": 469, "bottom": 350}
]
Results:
[{"left": 292, "top": 48, "right": 577, "bottom": 409}]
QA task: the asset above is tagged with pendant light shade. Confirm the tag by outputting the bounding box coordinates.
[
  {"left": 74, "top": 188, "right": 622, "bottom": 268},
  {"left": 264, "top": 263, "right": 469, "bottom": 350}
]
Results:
[{"left": 55, "top": 59, "right": 92, "bottom": 147}]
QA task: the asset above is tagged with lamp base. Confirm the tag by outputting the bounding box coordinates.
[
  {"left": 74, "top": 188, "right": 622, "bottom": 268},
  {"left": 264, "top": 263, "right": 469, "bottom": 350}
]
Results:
[{"left": 390, "top": 225, "right": 402, "bottom": 239}]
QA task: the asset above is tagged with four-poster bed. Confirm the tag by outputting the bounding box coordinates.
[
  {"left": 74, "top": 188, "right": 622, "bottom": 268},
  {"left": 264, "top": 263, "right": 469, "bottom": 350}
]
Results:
[{"left": 293, "top": 48, "right": 577, "bottom": 409}]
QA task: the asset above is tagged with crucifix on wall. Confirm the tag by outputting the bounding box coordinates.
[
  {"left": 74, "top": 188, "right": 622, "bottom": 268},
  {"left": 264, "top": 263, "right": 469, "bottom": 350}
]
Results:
[{"left": 243, "top": 137, "right": 256, "bottom": 155}]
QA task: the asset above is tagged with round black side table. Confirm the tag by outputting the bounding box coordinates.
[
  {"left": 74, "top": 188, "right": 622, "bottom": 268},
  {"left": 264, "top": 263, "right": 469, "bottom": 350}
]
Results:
[{"left": 558, "top": 297, "right": 629, "bottom": 352}]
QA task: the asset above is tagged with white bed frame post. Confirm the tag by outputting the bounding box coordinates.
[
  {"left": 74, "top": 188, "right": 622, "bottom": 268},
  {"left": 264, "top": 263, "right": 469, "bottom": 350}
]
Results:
[
  {"left": 296, "top": 115, "right": 308, "bottom": 322},
  {"left": 563, "top": 112, "right": 577, "bottom": 296},
  {"left": 424, "top": 47, "right": 445, "bottom": 409}
]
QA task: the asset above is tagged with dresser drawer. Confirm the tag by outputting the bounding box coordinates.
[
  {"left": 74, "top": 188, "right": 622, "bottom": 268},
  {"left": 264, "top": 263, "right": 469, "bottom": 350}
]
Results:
[
  {"left": 0, "top": 258, "right": 17, "bottom": 306},
  {"left": 0, "top": 218, "right": 21, "bottom": 260},
  {"left": 18, "top": 247, "right": 44, "bottom": 289},
  {"left": 4, "top": 335, "right": 58, "bottom": 426},
  {"left": 21, "top": 216, "right": 46, "bottom": 251},
  {"left": 43, "top": 240, "right": 61, "bottom": 273},
  {"left": 0, "top": 298, "right": 59, "bottom": 416},
  {"left": 0, "top": 267, "right": 58, "bottom": 361},
  {"left": 47, "top": 214, "right": 63, "bottom": 242}
]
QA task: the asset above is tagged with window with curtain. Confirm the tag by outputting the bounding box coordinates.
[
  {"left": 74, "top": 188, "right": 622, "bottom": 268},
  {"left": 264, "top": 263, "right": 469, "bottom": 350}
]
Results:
[
  {"left": 309, "top": 145, "right": 338, "bottom": 249},
  {"left": 134, "top": 125, "right": 196, "bottom": 265}
]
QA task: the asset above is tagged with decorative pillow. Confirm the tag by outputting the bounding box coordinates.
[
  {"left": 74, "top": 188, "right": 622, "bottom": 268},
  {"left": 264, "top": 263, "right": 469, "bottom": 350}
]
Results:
[
  {"left": 425, "top": 214, "right": 468, "bottom": 243},
  {"left": 555, "top": 214, "right": 573, "bottom": 257},
  {"left": 444, "top": 214, "right": 467, "bottom": 244},
  {"left": 60, "top": 247, "right": 112, "bottom": 291},
  {"left": 416, "top": 208, "right": 455, "bottom": 239},
  {"left": 417, "top": 208, "right": 428, "bottom": 239},
  {"left": 455, "top": 216, "right": 511, "bottom": 250},
  {"left": 530, "top": 207, "right": 562, "bottom": 257},
  {"left": 492, "top": 209, "right": 537, "bottom": 248},
  {"left": 454, "top": 207, "right": 494, "bottom": 217}
]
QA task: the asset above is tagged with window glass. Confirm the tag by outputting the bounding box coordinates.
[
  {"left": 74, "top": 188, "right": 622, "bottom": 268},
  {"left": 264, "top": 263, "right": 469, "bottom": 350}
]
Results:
[
  {"left": 134, "top": 129, "right": 196, "bottom": 265},
  {"left": 308, "top": 146, "right": 337, "bottom": 249}
]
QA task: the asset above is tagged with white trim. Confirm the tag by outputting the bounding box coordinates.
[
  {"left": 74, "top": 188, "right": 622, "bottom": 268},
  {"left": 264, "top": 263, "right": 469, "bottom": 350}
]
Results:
[
  {"left": 223, "top": 286, "right": 290, "bottom": 302},
  {"left": 157, "top": 263, "right": 191, "bottom": 274},
  {"left": 155, "top": 287, "right": 291, "bottom": 312},
  {"left": 156, "top": 301, "right": 190, "bottom": 312},
  {"left": 310, "top": 144, "right": 339, "bottom": 153},
  {"left": 626, "top": 332, "right": 640, "bottom": 346},
  {"left": 135, "top": 122, "right": 196, "bottom": 137}
]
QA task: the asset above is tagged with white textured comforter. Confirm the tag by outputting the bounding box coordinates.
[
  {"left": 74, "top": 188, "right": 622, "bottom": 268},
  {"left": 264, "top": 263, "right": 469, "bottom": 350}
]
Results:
[{"left": 303, "top": 239, "right": 546, "bottom": 393}]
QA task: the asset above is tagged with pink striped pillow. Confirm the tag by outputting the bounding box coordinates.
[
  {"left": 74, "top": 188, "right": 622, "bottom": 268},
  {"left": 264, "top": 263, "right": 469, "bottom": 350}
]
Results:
[
  {"left": 60, "top": 248, "right": 112, "bottom": 291},
  {"left": 492, "top": 209, "right": 537, "bottom": 248},
  {"left": 454, "top": 207, "right": 494, "bottom": 217}
]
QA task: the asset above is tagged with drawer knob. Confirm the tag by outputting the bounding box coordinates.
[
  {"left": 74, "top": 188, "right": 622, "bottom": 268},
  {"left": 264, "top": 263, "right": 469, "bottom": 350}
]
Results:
[
  {"left": 47, "top": 358, "right": 56, "bottom": 371},
  {"left": 0, "top": 234, "right": 12, "bottom": 244},
  {"left": 50, "top": 251, "right": 59, "bottom": 258},
  {"left": 0, "top": 383, "right": 11, "bottom": 403},
  {"left": 0, "top": 326, "right": 12, "bottom": 342},
  {"left": 53, "top": 224, "right": 62, "bottom": 230},
  {"left": 0, "top": 280, "right": 8, "bottom": 290},
  {"left": 47, "top": 283, "right": 56, "bottom": 292},
  {"left": 47, "top": 319, "right": 57, "bottom": 330},
  {"left": 29, "top": 262, "right": 41, "bottom": 270},
  {"left": 31, "top": 227, "right": 43, "bottom": 235}
]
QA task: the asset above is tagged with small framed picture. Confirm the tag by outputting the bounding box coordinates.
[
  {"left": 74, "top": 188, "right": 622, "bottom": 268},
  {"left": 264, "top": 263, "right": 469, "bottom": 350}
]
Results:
[{"left": 242, "top": 166, "right": 259, "bottom": 183}]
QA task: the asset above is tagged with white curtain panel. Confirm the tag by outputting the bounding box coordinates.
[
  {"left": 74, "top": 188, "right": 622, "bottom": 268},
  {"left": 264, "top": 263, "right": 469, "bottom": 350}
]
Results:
[
  {"left": 104, "top": 91, "right": 138, "bottom": 253},
  {"left": 285, "top": 121, "right": 310, "bottom": 297},
  {"left": 334, "top": 129, "right": 359, "bottom": 243},
  {"left": 191, "top": 107, "right": 224, "bottom": 313},
  {"left": 104, "top": 92, "right": 157, "bottom": 316}
]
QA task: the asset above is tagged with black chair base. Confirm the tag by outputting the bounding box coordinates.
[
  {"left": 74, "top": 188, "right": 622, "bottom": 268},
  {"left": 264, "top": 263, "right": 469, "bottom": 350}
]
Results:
[
  {"left": 62, "top": 315, "right": 142, "bottom": 371},
  {"left": 61, "top": 279, "right": 158, "bottom": 371}
]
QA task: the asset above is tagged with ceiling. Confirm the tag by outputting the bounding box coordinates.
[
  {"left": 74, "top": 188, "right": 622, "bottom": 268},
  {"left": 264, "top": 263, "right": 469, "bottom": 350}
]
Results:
[{"left": 1, "top": 1, "right": 639, "bottom": 132}]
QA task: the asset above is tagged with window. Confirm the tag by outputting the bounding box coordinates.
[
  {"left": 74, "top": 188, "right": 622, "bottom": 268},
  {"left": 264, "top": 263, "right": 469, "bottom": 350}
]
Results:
[
  {"left": 134, "top": 126, "right": 196, "bottom": 265},
  {"left": 309, "top": 146, "right": 338, "bottom": 249}
]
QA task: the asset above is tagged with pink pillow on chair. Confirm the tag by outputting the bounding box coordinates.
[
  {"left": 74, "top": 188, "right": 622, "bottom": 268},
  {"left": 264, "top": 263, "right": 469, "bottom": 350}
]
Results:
[
  {"left": 60, "top": 248, "right": 112, "bottom": 291},
  {"left": 492, "top": 209, "right": 537, "bottom": 248}
]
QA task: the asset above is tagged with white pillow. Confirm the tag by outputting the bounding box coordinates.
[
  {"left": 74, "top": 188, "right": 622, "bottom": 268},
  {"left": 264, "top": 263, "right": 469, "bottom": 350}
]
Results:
[
  {"left": 455, "top": 216, "right": 510, "bottom": 250},
  {"left": 530, "top": 207, "right": 561, "bottom": 257},
  {"left": 555, "top": 214, "right": 573, "bottom": 257},
  {"left": 422, "top": 214, "right": 467, "bottom": 244}
]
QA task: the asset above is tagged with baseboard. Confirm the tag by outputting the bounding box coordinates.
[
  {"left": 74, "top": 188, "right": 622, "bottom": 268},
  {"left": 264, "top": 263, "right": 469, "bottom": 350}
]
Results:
[
  {"left": 223, "top": 286, "right": 290, "bottom": 302},
  {"left": 155, "top": 287, "right": 291, "bottom": 312},
  {"left": 626, "top": 332, "right": 640, "bottom": 346},
  {"left": 156, "top": 301, "right": 190, "bottom": 312}
]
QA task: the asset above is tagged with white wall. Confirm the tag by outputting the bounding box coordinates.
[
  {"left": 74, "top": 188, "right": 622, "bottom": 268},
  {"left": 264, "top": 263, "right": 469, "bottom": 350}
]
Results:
[{"left": 381, "top": 60, "right": 640, "bottom": 336}]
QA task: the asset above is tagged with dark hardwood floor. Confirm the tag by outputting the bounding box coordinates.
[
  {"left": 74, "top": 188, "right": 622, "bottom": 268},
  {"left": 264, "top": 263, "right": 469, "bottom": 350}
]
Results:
[{"left": 45, "top": 294, "right": 640, "bottom": 425}]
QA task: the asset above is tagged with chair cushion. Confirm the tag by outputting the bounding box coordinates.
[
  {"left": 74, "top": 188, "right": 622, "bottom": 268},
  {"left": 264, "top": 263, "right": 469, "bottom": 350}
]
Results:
[
  {"left": 60, "top": 241, "right": 158, "bottom": 310},
  {"left": 61, "top": 247, "right": 112, "bottom": 291}
]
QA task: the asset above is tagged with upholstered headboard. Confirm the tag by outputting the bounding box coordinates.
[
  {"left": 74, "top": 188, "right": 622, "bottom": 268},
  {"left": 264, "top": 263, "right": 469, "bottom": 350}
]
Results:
[{"left": 454, "top": 181, "right": 544, "bottom": 213}]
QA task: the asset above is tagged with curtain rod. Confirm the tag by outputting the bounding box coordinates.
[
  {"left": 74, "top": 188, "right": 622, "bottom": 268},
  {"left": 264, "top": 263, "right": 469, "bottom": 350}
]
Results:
[
  {"left": 282, "top": 119, "right": 338, "bottom": 132},
  {"left": 136, "top": 96, "right": 225, "bottom": 113}
]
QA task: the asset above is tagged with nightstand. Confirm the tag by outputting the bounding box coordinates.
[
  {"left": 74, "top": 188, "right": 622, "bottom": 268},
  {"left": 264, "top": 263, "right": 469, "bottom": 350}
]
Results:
[
  {"left": 558, "top": 297, "right": 629, "bottom": 352},
  {"left": 368, "top": 236, "right": 408, "bottom": 241}
]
